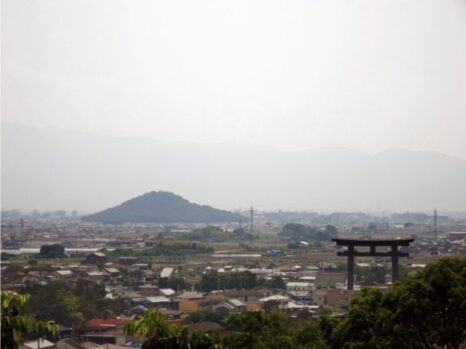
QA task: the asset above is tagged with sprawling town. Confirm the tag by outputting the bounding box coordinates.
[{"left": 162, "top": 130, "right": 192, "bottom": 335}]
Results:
[{"left": 2, "top": 207, "right": 465, "bottom": 348}]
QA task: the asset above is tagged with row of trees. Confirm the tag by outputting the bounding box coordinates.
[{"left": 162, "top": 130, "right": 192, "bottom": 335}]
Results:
[
  {"left": 198, "top": 271, "right": 285, "bottom": 292},
  {"left": 141, "top": 270, "right": 286, "bottom": 293},
  {"left": 178, "top": 226, "right": 255, "bottom": 243},
  {"left": 108, "top": 241, "right": 213, "bottom": 258},
  {"left": 158, "top": 276, "right": 191, "bottom": 291},
  {"left": 280, "top": 223, "right": 338, "bottom": 242}
]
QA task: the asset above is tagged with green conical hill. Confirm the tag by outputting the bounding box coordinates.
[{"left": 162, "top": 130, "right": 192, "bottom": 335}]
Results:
[{"left": 83, "top": 191, "right": 243, "bottom": 224}]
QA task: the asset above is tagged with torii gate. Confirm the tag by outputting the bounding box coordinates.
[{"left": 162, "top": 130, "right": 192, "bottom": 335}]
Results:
[{"left": 332, "top": 237, "right": 415, "bottom": 290}]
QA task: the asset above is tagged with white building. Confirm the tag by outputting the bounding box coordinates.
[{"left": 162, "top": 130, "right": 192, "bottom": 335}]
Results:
[
  {"left": 160, "top": 267, "right": 174, "bottom": 278},
  {"left": 286, "top": 282, "right": 314, "bottom": 297}
]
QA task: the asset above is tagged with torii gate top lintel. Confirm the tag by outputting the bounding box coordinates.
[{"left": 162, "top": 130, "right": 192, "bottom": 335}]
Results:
[{"left": 332, "top": 237, "right": 414, "bottom": 247}]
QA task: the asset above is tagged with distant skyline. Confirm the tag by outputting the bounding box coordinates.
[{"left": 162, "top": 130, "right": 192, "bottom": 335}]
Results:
[
  {"left": 3, "top": 0, "right": 466, "bottom": 160},
  {"left": 3, "top": 120, "right": 466, "bottom": 162}
]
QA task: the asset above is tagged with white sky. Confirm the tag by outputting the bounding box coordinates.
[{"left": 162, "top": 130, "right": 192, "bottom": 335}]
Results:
[{"left": 3, "top": 0, "right": 466, "bottom": 159}]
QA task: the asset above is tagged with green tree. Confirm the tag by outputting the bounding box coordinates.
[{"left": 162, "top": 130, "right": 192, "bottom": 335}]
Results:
[
  {"left": 331, "top": 288, "right": 387, "bottom": 349},
  {"left": 199, "top": 272, "right": 220, "bottom": 292},
  {"left": 355, "top": 265, "right": 387, "bottom": 285},
  {"left": 158, "top": 276, "right": 190, "bottom": 291},
  {"left": 1, "top": 291, "right": 58, "bottom": 349},
  {"left": 39, "top": 244, "right": 66, "bottom": 259},
  {"left": 330, "top": 257, "right": 466, "bottom": 349},
  {"left": 25, "top": 281, "right": 124, "bottom": 327},
  {"left": 225, "top": 311, "right": 327, "bottom": 349},
  {"left": 232, "top": 228, "right": 246, "bottom": 237},
  {"left": 295, "top": 321, "right": 329, "bottom": 349},
  {"left": 183, "top": 309, "right": 222, "bottom": 324},
  {"left": 266, "top": 276, "right": 286, "bottom": 289},
  {"left": 124, "top": 310, "right": 220, "bottom": 349},
  {"left": 198, "top": 271, "right": 259, "bottom": 292},
  {"left": 280, "top": 223, "right": 317, "bottom": 241},
  {"left": 384, "top": 257, "right": 466, "bottom": 349},
  {"left": 319, "top": 313, "right": 341, "bottom": 347},
  {"left": 29, "top": 286, "right": 84, "bottom": 327},
  {"left": 324, "top": 224, "right": 338, "bottom": 236},
  {"left": 280, "top": 223, "right": 335, "bottom": 242}
]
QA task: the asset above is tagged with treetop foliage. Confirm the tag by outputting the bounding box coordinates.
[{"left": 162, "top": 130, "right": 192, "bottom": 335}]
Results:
[
  {"left": 108, "top": 240, "right": 213, "bottom": 258},
  {"left": 1, "top": 291, "right": 59, "bottom": 349},
  {"left": 178, "top": 226, "right": 254, "bottom": 243},
  {"left": 280, "top": 223, "right": 338, "bottom": 242},
  {"left": 198, "top": 271, "right": 285, "bottom": 292},
  {"left": 331, "top": 257, "right": 466, "bottom": 349},
  {"left": 24, "top": 281, "right": 125, "bottom": 327},
  {"left": 124, "top": 310, "right": 219, "bottom": 349},
  {"left": 225, "top": 311, "right": 328, "bottom": 349},
  {"left": 39, "top": 244, "right": 66, "bottom": 259}
]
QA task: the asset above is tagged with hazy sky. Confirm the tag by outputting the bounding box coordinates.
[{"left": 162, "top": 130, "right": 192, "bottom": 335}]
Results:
[{"left": 3, "top": 0, "right": 466, "bottom": 159}]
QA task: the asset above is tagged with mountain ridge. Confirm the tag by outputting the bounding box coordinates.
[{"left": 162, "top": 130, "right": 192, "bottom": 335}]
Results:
[
  {"left": 4, "top": 122, "right": 466, "bottom": 162},
  {"left": 2, "top": 123, "right": 466, "bottom": 212}
]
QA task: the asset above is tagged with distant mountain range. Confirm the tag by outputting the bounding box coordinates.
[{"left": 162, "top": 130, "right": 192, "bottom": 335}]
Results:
[
  {"left": 2, "top": 123, "right": 466, "bottom": 212},
  {"left": 82, "top": 191, "right": 244, "bottom": 224}
]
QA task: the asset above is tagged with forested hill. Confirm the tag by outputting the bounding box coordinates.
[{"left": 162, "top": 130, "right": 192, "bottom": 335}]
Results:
[{"left": 82, "top": 191, "right": 244, "bottom": 224}]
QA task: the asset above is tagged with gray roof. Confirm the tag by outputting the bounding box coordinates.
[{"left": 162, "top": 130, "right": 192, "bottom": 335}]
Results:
[{"left": 146, "top": 296, "right": 171, "bottom": 303}]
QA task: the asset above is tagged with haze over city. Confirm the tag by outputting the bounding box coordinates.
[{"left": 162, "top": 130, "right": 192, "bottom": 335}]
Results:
[{"left": 3, "top": 0, "right": 466, "bottom": 213}]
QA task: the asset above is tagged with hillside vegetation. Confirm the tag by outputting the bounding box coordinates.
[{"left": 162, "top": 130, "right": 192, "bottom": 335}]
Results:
[{"left": 83, "top": 191, "right": 244, "bottom": 224}]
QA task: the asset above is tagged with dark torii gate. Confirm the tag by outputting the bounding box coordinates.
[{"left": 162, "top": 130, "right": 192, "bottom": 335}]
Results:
[{"left": 332, "top": 237, "right": 415, "bottom": 290}]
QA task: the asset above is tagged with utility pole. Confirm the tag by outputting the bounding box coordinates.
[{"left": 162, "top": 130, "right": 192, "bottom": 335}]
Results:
[
  {"left": 20, "top": 218, "right": 27, "bottom": 241},
  {"left": 250, "top": 206, "right": 254, "bottom": 234}
]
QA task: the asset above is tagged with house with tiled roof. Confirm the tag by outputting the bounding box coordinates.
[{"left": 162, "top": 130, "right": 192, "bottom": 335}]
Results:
[
  {"left": 85, "top": 252, "right": 107, "bottom": 265},
  {"left": 82, "top": 318, "right": 133, "bottom": 345}
]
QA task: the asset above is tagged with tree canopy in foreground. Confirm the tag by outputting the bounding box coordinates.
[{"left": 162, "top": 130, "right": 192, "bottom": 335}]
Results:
[
  {"left": 331, "top": 256, "right": 466, "bottom": 349},
  {"left": 1, "top": 291, "right": 58, "bottom": 349}
]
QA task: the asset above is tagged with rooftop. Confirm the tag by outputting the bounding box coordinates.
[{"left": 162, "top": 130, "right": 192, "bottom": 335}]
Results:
[{"left": 22, "top": 339, "right": 55, "bottom": 349}]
